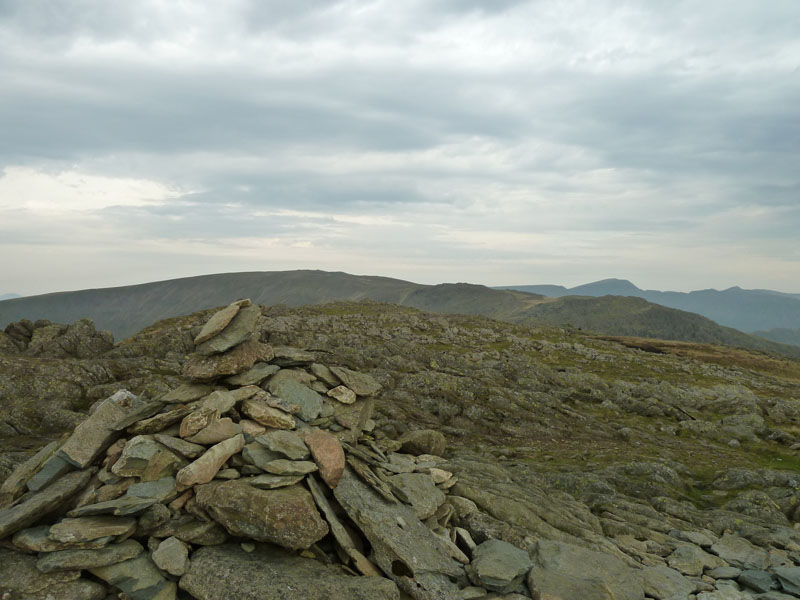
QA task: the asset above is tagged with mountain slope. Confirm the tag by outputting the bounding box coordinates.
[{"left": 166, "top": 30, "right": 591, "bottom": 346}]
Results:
[
  {"left": 0, "top": 271, "right": 549, "bottom": 340},
  {"left": 516, "top": 295, "right": 800, "bottom": 358},
  {"left": 1, "top": 270, "right": 796, "bottom": 358},
  {"left": 753, "top": 327, "right": 800, "bottom": 347},
  {"left": 498, "top": 279, "right": 800, "bottom": 333}
]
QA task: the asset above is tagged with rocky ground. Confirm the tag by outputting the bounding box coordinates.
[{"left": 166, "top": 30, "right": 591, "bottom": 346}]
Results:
[{"left": 1, "top": 300, "right": 799, "bottom": 599}]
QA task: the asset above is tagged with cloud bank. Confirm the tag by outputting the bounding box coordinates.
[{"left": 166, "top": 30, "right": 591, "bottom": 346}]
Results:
[{"left": 1, "top": 0, "right": 798, "bottom": 294}]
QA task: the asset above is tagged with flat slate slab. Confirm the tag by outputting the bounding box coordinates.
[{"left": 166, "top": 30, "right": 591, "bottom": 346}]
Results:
[
  {"left": 332, "top": 467, "right": 463, "bottom": 584},
  {"left": 0, "top": 469, "right": 94, "bottom": 539},
  {"left": 180, "top": 543, "right": 400, "bottom": 600},
  {"left": 58, "top": 390, "right": 142, "bottom": 468}
]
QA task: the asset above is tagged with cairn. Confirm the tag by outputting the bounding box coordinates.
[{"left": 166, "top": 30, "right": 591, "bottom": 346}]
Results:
[{"left": 0, "top": 300, "right": 531, "bottom": 600}]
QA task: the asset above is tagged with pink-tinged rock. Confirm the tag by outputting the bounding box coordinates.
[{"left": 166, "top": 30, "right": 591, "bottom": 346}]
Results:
[
  {"left": 179, "top": 407, "right": 219, "bottom": 439},
  {"left": 303, "top": 428, "right": 345, "bottom": 488},
  {"left": 185, "top": 418, "right": 242, "bottom": 445},
  {"left": 241, "top": 398, "right": 295, "bottom": 429},
  {"left": 239, "top": 419, "right": 266, "bottom": 436},
  {"left": 327, "top": 385, "right": 356, "bottom": 405},
  {"left": 175, "top": 435, "right": 245, "bottom": 491}
]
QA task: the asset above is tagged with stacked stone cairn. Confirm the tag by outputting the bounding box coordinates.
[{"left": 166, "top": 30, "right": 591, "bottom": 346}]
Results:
[{"left": 0, "top": 299, "right": 531, "bottom": 600}]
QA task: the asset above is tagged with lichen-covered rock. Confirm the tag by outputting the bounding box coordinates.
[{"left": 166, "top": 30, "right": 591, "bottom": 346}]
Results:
[
  {"left": 180, "top": 543, "right": 400, "bottom": 600},
  {"left": 195, "top": 480, "right": 328, "bottom": 550}
]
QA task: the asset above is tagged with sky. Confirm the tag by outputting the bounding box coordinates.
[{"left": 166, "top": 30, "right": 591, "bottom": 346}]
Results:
[{"left": 1, "top": 0, "right": 799, "bottom": 296}]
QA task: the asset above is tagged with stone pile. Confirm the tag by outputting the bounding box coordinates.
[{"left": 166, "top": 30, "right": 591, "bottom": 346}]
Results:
[{"left": 0, "top": 299, "right": 531, "bottom": 600}]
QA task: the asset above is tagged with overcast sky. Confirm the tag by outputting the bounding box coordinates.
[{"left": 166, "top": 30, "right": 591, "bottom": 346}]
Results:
[{"left": 1, "top": 0, "right": 799, "bottom": 296}]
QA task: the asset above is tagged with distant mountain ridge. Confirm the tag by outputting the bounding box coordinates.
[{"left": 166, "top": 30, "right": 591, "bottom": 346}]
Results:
[
  {"left": 0, "top": 271, "right": 551, "bottom": 340},
  {"left": 497, "top": 278, "right": 800, "bottom": 334},
  {"left": 0, "top": 293, "right": 21, "bottom": 301}
]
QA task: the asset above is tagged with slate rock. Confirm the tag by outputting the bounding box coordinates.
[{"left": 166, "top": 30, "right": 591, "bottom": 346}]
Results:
[
  {"left": 711, "top": 534, "right": 769, "bottom": 571},
  {"left": 267, "top": 378, "right": 323, "bottom": 421},
  {"left": 263, "top": 459, "right": 318, "bottom": 476},
  {"left": 58, "top": 390, "right": 142, "bottom": 468},
  {"left": 668, "top": 544, "right": 726, "bottom": 576},
  {"left": 152, "top": 434, "right": 206, "bottom": 459},
  {"left": 179, "top": 405, "right": 219, "bottom": 438},
  {"left": 26, "top": 454, "right": 74, "bottom": 492},
  {"left": 271, "top": 346, "right": 315, "bottom": 366},
  {"left": 528, "top": 540, "right": 644, "bottom": 600},
  {"left": 224, "top": 362, "right": 280, "bottom": 386},
  {"left": 152, "top": 536, "right": 190, "bottom": 576},
  {"left": 159, "top": 383, "right": 213, "bottom": 404},
  {"left": 175, "top": 434, "right": 245, "bottom": 490},
  {"left": 185, "top": 417, "right": 242, "bottom": 444},
  {"left": 49, "top": 516, "right": 137, "bottom": 543},
  {"left": 36, "top": 539, "right": 143, "bottom": 573},
  {"left": 708, "top": 566, "right": 743, "bottom": 579},
  {"left": 126, "top": 476, "right": 178, "bottom": 502},
  {"left": 329, "top": 366, "right": 382, "bottom": 396},
  {"left": 0, "top": 440, "right": 59, "bottom": 505},
  {"left": 195, "top": 480, "right": 329, "bottom": 550},
  {"left": 398, "top": 430, "right": 447, "bottom": 456},
  {"left": 738, "top": 570, "right": 777, "bottom": 593},
  {"left": 388, "top": 472, "right": 446, "bottom": 519},
  {"left": 241, "top": 397, "right": 296, "bottom": 429},
  {"left": 327, "top": 385, "right": 357, "bottom": 404},
  {"left": 304, "top": 427, "right": 345, "bottom": 488},
  {"left": 195, "top": 304, "right": 260, "bottom": 355},
  {"left": 90, "top": 553, "right": 176, "bottom": 600},
  {"left": 640, "top": 565, "right": 696, "bottom": 599},
  {"left": 183, "top": 338, "right": 274, "bottom": 381},
  {"left": 333, "top": 467, "right": 463, "bottom": 585},
  {"left": 199, "top": 389, "right": 238, "bottom": 413},
  {"left": 467, "top": 539, "right": 533, "bottom": 593},
  {"left": 193, "top": 301, "right": 243, "bottom": 345},
  {"left": 112, "top": 435, "right": 187, "bottom": 482},
  {"left": 773, "top": 566, "right": 800, "bottom": 596},
  {"left": 248, "top": 473, "right": 305, "bottom": 489},
  {"left": 67, "top": 495, "right": 156, "bottom": 517},
  {"left": 0, "top": 547, "right": 106, "bottom": 600},
  {"left": 242, "top": 442, "right": 283, "bottom": 469},
  {"left": 0, "top": 469, "right": 94, "bottom": 539},
  {"left": 12, "top": 525, "right": 114, "bottom": 552},
  {"left": 256, "top": 429, "right": 310, "bottom": 460},
  {"left": 180, "top": 543, "right": 400, "bottom": 600},
  {"left": 127, "top": 406, "right": 191, "bottom": 435}
]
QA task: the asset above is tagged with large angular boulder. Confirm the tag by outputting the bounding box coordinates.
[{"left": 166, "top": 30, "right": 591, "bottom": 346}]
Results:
[
  {"left": 180, "top": 543, "right": 400, "bottom": 600},
  {"left": 527, "top": 540, "right": 644, "bottom": 600},
  {"left": 195, "top": 480, "right": 328, "bottom": 550}
]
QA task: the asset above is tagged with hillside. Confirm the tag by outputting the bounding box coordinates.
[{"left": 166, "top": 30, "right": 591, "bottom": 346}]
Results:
[
  {"left": 517, "top": 295, "right": 800, "bottom": 359},
  {"left": 2, "top": 301, "right": 800, "bottom": 598},
  {"left": 2, "top": 270, "right": 797, "bottom": 360},
  {"left": 754, "top": 327, "right": 800, "bottom": 347},
  {"left": 499, "top": 278, "right": 800, "bottom": 334},
  {"left": 0, "top": 271, "right": 552, "bottom": 340}
]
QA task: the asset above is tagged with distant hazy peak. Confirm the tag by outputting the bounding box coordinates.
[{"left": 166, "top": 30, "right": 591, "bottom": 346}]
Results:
[
  {"left": 0, "top": 293, "right": 21, "bottom": 301},
  {"left": 570, "top": 279, "right": 642, "bottom": 295}
]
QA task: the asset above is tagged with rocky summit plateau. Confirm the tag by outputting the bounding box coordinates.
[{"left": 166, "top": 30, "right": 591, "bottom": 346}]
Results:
[{"left": 1, "top": 298, "right": 800, "bottom": 599}]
